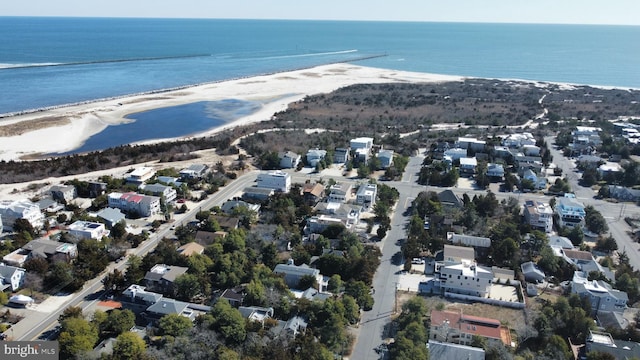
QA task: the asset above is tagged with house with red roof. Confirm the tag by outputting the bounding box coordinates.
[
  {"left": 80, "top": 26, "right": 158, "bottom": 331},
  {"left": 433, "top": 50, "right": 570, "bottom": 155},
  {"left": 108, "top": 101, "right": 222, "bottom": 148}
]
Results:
[{"left": 430, "top": 309, "right": 512, "bottom": 347}]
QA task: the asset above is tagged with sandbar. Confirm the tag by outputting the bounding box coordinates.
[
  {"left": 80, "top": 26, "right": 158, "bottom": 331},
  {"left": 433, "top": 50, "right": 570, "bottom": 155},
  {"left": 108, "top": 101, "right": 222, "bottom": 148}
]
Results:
[{"left": 0, "top": 64, "right": 463, "bottom": 161}]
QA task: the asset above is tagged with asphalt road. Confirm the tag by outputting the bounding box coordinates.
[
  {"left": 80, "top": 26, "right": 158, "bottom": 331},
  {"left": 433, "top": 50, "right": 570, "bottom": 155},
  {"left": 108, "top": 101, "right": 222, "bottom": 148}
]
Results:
[{"left": 4, "top": 171, "right": 261, "bottom": 341}]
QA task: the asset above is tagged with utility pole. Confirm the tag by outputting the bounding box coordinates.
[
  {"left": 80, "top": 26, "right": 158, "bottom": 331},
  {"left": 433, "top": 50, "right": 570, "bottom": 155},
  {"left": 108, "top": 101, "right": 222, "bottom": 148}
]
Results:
[{"left": 394, "top": 282, "right": 398, "bottom": 314}]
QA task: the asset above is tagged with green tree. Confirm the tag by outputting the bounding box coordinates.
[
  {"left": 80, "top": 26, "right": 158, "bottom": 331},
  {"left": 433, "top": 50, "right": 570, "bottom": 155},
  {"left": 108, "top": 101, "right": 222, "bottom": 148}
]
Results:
[
  {"left": 112, "top": 332, "right": 147, "bottom": 360},
  {"left": 345, "top": 280, "right": 374, "bottom": 310},
  {"left": 159, "top": 313, "right": 193, "bottom": 337},
  {"left": 58, "top": 317, "right": 99, "bottom": 359},
  {"left": 585, "top": 205, "right": 609, "bottom": 234},
  {"left": 59, "top": 306, "right": 83, "bottom": 322},
  {"left": 245, "top": 279, "right": 267, "bottom": 306},
  {"left": 327, "top": 274, "right": 343, "bottom": 293},
  {"left": 104, "top": 309, "right": 136, "bottom": 336},
  {"left": 210, "top": 299, "right": 247, "bottom": 345},
  {"left": 0, "top": 291, "right": 8, "bottom": 306},
  {"left": 261, "top": 243, "right": 278, "bottom": 269},
  {"left": 103, "top": 268, "right": 126, "bottom": 293},
  {"left": 173, "top": 273, "right": 202, "bottom": 301}
]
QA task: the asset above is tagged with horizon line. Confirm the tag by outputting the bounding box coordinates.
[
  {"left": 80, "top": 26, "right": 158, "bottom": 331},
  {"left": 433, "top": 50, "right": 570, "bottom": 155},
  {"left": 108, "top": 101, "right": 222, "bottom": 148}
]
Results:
[{"left": 2, "top": 15, "right": 639, "bottom": 27}]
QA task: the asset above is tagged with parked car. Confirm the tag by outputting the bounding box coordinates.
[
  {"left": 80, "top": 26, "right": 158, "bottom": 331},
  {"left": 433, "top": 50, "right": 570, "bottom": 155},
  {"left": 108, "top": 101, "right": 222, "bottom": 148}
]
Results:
[{"left": 411, "top": 258, "right": 425, "bottom": 265}]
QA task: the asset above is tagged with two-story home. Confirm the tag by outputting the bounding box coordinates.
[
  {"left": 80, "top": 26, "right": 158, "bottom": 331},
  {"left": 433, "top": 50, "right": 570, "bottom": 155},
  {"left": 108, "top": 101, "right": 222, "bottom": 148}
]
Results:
[
  {"left": 108, "top": 192, "right": 161, "bottom": 217},
  {"left": 486, "top": 163, "right": 505, "bottom": 179},
  {"left": 459, "top": 157, "right": 477, "bottom": 175},
  {"left": 48, "top": 185, "right": 77, "bottom": 203},
  {"left": 139, "top": 183, "right": 177, "bottom": 204},
  {"left": 274, "top": 259, "right": 324, "bottom": 291},
  {"left": 378, "top": 150, "right": 394, "bottom": 169},
  {"left": 572, "top": 271, "right": 628, "bottom": 316},
  {"left": 179, "top": 164, "right": 209, "bottom": 180},
  {"left": 125, "top": 166, "right": 156, "bottom": 185},
  {"left": 306, "top": 149, "right": 327, "bottom": 167},
  {"left": 523, "top": 200, "right": 553, "bottom": 233},
  {"left": 67, "top": 221, "right": 109, "bottom": 240},
  {"left": 257, "top": 171, "right": 291, "bottom": 193},
  {"left": 328, "top": 183, "right": 351, "bottom": 203},
  {"left": 0, "top": 264, "right": 26, "bottom": 291},
  {"left": 355, "top": 183, "right": 377, "bottom": 208},
  {"left": 302, "top": 182, "right": 325, "bottom": 205},
  {"left": 144, "top": 264, "right": 189, "bottom": 294},
  {"left": 554, "top": 195, "right": 586, "bottom": 229},
  {"left": 279, "top": 151, "right": 301, "bottom": 169},
  {"left": 0, "top": 199, "right": 45, "bottom": 231},
  {"left": 333, "top": 148, "right": 350, "bottom": 165},
  {"left": 430, "top": 309, "right": 512, "bottom": 347},
  {"left": 439, "top": 260, "right": 493, "bottom": 298}
]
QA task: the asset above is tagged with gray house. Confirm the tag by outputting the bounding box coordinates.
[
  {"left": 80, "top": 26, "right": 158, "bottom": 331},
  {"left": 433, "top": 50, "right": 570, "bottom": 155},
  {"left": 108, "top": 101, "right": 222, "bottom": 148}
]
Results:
[{"left": 521, "top": 261, "right": 545, "bottom": 283}]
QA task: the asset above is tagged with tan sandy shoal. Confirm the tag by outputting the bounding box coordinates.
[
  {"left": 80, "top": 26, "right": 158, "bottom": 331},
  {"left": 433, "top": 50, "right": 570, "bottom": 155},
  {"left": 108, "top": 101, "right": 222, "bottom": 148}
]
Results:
[{"left": 0, "top": 64, "right": 463, "bottom": 162}]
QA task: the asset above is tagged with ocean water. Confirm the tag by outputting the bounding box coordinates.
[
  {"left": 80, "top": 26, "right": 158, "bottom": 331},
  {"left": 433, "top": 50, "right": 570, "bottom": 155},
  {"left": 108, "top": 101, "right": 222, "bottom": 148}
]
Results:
[
  {"left": 1, "top": 17, "right": 639, "bottom": 116},
  {"left": 62, "top": 99, "right": 260, "bottom": 155}
]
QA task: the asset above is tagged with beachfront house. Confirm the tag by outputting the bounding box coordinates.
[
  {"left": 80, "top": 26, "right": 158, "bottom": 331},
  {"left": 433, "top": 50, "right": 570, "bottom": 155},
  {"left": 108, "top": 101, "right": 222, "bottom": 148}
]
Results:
[
  {"left": 257, "top": 171, "right": 291, "bottom": 193},
  {"left": 67, "top": 220, "right": 109, "bottom": 240},
  {"left": 306, "top": 149, "right": 327, "bottom": 167},
  {"left": 48, "top": 185, "right": 77, "bottom": 203},
  {"left": 279, "top": 151, "right": 301, "bottom": 169},
  {"left": 179, "top": 164, "right": 209, "bottom": 180},
  {"left": 125, "top": 166, "right": 156, "bottom": 185},
  {"left": 0, "top": 199, "right": 45, "bottom": 232},
  {"left": 107, "top": 192, "right": 161, "bottom": 217}
]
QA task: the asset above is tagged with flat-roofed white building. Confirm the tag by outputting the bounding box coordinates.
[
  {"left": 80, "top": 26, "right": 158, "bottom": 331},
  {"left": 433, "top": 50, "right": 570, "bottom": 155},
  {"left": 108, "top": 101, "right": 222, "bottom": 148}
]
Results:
[
  {"left": 0, "top": 199, "right": 45, "bottom": 231},
  {"left": 126, "top": 166, "right": 156, "bottom": 184},
  {"left": 455, "top": 137, "right": 486, "bottom": 152},
  {"left": 356, "top": 183, "right": 377, "bottom": 208},
  {"left": 68, "top": 220, "right": 109, "bottom": 240},
  {"left": 257, "top": 171, "right": 291, "bottom": 193},
  {"left": 350, "top": 137, "right": 373, "bottom": 151},
  {"left": 439, "top": 260, "right": 493, "bottom": 297}
]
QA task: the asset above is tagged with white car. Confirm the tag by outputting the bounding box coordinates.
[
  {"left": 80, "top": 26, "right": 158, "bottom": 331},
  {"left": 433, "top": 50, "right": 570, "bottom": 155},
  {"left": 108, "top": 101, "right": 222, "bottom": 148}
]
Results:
[{"left": 411, "top": 258, "right": 425, "bottom": 265}]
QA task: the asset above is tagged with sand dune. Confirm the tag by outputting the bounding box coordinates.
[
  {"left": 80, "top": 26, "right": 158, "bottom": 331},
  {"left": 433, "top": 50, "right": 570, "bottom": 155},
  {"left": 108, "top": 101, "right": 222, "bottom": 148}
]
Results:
[{"left": 0, "top": 64, "right": 462, "bottom": 161}]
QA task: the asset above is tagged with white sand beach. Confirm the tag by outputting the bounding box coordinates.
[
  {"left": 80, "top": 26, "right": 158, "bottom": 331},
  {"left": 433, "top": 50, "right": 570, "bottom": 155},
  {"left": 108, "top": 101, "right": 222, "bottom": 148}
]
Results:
[{"left": 0, "top": 64, "right": 462, "bottom": 161}]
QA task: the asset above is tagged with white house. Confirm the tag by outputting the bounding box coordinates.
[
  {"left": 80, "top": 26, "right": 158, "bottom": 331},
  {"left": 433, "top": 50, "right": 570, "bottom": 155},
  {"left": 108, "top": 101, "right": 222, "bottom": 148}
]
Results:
[
  {"left": 0, "top": 264, "right": 26, "bottom": 291},
  {"left": 0, "top": 199, "right": 45, "bottom": 231},
  {"left": 257, "top": 171, "right": 291, "bottom": 193},
  {"left": 355, "top": 183, "right": 377, "bottom": 208},
  {"left": 486, "top": 163, "right": 505, "bottom": 178},
  {"left": 572, "top": 272, "right": 627, "bottom": 316},
  {"left": 48, "top": 185, "right": 77, "bottom": 203},
  {"left": 67, "top": 221, "right": 109, "bottom": 240},
  {"left": 522, "top": 169, "right": 547, "bottom": 190},
  {"left": 523, "top": 200, "right": 553, "bottom": 233},
  {"left": 279, "top": 151, "right": 301, "bottom": 169},
  {"left": 522, "top": 145, "right": 541, "bottom": 156},
  {"left": 179, "top": 164, "right": 209, "bottom": 179},
  {"left": 378, "top": 150, "right": 394, "bottom": 169},
  {"left": 139, "top": 183, "right": 177, "bottom": 203},
  {"left": 459, "top": 157, "right": 477, "bottom": 174},
  {"left": 455, "top": 137, "right": 486, "bottom": 152},
  {"left": 443, "top": 148, "right": 468, "bottom": 161},
  {"left": 125, "top": 166, "right": 156, "bottom": 184},
  {"left": 350, "top": 137, "right": 373, "bottom": 151},
  {"left": 334, "top": 148, "right": 350, "bottom": 164},
  {"left": 306, "top": 149, "right": 327, "bottom": 167},
  {"left": 328, "top": 183, "right": 352, "bottom": 203},
  {"left": 439, "top": 261, "right": 493, "bottom": 297},
  {"left": 555, "top": 195, "right": 586, "bottom": 229},
  {"left": 521, "top": 261, "right": 545, "bottom": 283},
  {"left": 108, "top": 192, "right": 161, "bottom": 217},
  {"left": 274, "top": 259, "right": 324, "bottom": 291}
]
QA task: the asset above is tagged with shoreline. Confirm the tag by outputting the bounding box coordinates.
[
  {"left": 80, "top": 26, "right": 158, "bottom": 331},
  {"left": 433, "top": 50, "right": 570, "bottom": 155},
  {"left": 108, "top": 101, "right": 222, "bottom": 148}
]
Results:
[
  {"left": 0, "top": 63, "right": 463, "bottom": 161},
  {"left": 1, "top": 61, "right": 636, "bottom": 162}
]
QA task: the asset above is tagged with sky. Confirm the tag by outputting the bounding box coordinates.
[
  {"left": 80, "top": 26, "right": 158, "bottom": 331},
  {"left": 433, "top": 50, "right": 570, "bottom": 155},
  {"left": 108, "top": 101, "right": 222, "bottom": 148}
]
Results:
[{"left": 3, "top": 0, "right": 640, "bottom": 26}]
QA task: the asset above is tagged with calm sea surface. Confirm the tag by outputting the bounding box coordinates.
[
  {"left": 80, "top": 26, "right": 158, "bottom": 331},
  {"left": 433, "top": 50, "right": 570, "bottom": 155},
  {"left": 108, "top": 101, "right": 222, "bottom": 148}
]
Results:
[{"left": 1, "top": 17, "right": 639, "bottom": 116}]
